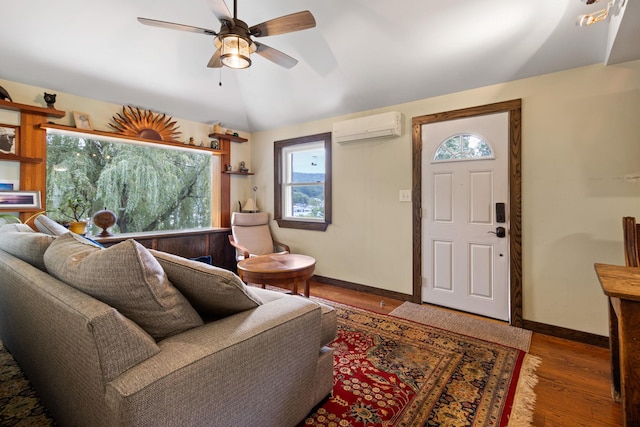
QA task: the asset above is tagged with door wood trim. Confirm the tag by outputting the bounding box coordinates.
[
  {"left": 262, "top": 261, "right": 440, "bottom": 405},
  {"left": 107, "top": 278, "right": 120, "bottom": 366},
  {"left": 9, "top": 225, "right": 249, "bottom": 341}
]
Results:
[{"left": 411, "top": 99, "right": 523, "bottom": 327}]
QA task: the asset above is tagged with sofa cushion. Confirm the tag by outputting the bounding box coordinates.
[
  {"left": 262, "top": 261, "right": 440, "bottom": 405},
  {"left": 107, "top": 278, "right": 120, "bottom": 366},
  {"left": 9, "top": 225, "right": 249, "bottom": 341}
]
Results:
[
  {"left": 249, "top": 287, "right": 338, "bottom": 347},
  {"left": 43, "top": 233, "right": 203, "bottom": 340},
  {"left": 0, "top": 224, "right": 56, "bottom": 271},
  {"left": 150, "top": 249, "right": 262, "bottom": 318},
  {"left": 34, "top": 214, "right": 70, "bottom": 236}
]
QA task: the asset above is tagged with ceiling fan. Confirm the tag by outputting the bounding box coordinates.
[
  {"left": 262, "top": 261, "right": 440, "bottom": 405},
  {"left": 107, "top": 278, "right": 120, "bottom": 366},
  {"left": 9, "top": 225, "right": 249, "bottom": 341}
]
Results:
[{"left": 138, "top": 0, "right": 316, "bottom": 69}]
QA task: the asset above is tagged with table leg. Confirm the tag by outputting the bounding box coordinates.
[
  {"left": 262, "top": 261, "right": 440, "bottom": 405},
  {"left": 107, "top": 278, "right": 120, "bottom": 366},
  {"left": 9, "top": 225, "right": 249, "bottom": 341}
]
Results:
[
  {"left": 304, "top": 279, "right": 310, "bottom": 298},
  {"left": 618, "top": 299, "right": 640, "bottom": 426},
  {"left": 609, "top": 298, "right": 621, "bottom": 402},
  {"left": 292, "top": 280, "right": 299, "bottom": 296}
]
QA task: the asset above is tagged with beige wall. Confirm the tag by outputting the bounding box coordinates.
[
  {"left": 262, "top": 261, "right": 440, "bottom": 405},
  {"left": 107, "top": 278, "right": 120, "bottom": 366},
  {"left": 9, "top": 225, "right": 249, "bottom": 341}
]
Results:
[
  {"left": 0, "top": 78, "right": 222, "bottom": 139},
  {"left": 3, "top": 60, "right": 639, "bottom": 336},
  {"left": 249, "top": 60, "right": 640, "bottom": 336}
]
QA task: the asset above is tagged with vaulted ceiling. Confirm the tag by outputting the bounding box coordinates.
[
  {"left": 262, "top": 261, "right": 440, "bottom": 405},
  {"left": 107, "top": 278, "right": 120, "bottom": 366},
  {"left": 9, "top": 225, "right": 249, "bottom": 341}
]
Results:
[{"left": 2, "top": 0, "right": 638, "bottom": 132}]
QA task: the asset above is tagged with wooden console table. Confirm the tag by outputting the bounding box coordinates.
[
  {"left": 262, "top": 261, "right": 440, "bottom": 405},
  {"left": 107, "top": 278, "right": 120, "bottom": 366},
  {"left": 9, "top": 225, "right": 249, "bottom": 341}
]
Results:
[
  {"left": 594, "top": 263, "right": 640, "bottom": 426},
  {"left": 94, "top": 228, "right": 236, "bottom": 272}
]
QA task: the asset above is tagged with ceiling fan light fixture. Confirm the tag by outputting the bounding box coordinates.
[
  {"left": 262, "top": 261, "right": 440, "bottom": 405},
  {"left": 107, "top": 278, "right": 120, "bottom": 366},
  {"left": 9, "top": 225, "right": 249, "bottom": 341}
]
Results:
[
  {"left": 218, "top": 34, "right": 252, "bottom": 69},
  {"left": 576, "top": 8, "right": 608, "bottom": 26},
  {"left": 576, "top": 0, "right": 625, "bottom": 27}
]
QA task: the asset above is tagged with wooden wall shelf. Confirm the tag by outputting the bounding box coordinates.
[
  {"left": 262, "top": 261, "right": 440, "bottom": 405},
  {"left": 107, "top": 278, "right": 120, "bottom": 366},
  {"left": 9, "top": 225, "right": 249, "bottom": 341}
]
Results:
[
  {"left": 0, "top": 98, "right": 65, "bottom": 220},
  {"left": 1, "top": 98, "right": 244, "bottom": 227},
  {"left": 0, "top": 99, "right": 66, "bottom": 118},
  {"left": 0, "top": 153, "right": 43, "bottom": 163},
  {"left": 0, "top": 207, "right": 43, "bottom": 214},
  {"left": 223, "top": 171, "right": 254, "bottom": 175},
  {"left": 40, "top": 123, "right": 223, "bottom": 154},
  {"left": 209, "top": 132, "right": 248, "bottom": 143}
]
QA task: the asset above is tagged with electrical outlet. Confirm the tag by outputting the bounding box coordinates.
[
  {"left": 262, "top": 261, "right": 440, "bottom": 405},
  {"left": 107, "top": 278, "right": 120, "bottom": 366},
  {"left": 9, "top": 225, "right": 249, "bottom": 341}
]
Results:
[{"left": 399, "top": 190, "right": 411, "bottom": 202}]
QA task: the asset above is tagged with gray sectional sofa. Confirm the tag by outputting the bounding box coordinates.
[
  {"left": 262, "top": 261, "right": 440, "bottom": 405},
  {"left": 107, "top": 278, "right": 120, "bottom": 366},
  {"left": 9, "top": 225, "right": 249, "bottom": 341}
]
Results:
[{"left": 0, "top": 218, "right": 336, "bottom": 426}]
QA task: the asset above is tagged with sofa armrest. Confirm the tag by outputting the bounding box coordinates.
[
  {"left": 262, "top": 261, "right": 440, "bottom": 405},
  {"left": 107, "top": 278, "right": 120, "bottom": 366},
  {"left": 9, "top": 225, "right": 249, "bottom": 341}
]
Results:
[{"left": 106, "top": 296, "right": 324, "bottom": 427}]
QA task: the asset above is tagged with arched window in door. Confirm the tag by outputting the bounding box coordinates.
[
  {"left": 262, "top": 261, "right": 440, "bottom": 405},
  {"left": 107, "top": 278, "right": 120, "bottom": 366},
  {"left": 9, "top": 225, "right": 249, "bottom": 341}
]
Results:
[{"left": 433, "top": 133, "right": 493, "bottom": 162}]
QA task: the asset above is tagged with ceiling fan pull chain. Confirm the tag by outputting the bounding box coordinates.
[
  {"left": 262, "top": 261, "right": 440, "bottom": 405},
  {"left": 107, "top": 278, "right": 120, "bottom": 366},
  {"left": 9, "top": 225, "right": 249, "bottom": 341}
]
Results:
[{"left": 219, "top": 67, "right": 223, "bottom": 86}]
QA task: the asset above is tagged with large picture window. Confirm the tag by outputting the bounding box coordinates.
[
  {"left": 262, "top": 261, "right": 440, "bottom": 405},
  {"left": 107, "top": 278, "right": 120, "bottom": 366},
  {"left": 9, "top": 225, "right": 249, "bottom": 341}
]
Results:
[
  {"left": 46, "top": 131, "right": 212, "bottom": 234},
  {"left": 274, "top": 132, "right": 332, "bottom": 231}
]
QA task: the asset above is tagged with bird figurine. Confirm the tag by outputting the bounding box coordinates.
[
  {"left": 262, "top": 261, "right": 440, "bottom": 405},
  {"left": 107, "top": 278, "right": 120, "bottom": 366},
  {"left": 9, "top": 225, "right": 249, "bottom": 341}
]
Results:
[{"left": 0, "top": 85, "right": 12, "bottom": 102}]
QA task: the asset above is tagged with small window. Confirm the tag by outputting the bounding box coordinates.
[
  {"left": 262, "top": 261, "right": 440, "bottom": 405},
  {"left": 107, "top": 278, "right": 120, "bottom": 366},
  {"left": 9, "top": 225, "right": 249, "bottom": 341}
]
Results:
[
  {"left": 274, "top": 132, "right": 331, "bottom": 231},
  {"left": 433, "top": 133, "right": 493, "bottom": 162}
]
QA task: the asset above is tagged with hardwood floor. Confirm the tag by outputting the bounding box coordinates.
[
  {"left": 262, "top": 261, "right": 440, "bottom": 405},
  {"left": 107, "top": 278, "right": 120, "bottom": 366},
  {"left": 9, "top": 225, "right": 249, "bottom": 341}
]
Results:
[{"left": 305, "top": 280, "right": 623, "bottom": 426}]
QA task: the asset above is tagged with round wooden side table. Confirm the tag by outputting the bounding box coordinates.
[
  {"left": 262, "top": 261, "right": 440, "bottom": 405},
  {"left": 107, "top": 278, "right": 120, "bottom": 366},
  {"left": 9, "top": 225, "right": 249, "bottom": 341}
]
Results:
[{"left": 237, "top": 253, "right": 316, "bottom": 297}]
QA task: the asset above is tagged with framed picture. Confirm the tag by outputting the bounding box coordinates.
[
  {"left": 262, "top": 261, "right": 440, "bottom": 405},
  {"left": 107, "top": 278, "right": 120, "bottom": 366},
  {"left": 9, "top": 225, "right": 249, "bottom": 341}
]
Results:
[
  {"left": 0, "top": 124, "right": 18, "bottom": 155},
  {"left": 0, "top": 191, "right": 41, "bottom": 209},
  {"left": 73, "top": 111, "right": 93, "bottom": 130},
  {"left": 0, "top": 180, "right": 19, "bottom": 191}
]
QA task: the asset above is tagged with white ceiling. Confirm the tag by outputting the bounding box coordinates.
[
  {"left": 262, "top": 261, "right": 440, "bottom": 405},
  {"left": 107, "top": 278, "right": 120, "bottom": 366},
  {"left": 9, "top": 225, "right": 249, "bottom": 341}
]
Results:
[{"left": 2, "top": 0, "right": 638, "bottom": 133}]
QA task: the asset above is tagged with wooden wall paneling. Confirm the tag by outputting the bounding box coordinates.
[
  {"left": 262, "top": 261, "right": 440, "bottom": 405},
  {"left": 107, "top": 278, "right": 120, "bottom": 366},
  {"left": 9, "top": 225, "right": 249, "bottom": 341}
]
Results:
[
  {"left": 220, "top": 138, "right": 231, "bottom": 227},
  {"left": 156, "top": 235, "right": 208, "bottom": 259},
  {"left": 95, "top": 229, "right": 235, "bottom": 271},
  {"left": 209, "top": 231, "right": 236, "bottom": 272}
]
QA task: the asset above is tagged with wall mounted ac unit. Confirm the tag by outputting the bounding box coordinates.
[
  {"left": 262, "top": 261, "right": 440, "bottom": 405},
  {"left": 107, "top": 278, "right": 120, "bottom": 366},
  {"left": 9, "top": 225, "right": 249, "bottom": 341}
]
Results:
[{"left": 332, "top": 111, "right": 402, "bottom": 143}]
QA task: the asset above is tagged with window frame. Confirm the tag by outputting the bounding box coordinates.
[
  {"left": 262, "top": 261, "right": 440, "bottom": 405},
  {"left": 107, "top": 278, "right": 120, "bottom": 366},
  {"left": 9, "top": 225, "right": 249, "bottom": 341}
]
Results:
[
  {"left": 274, "top": 132, "right": 332, "bottom": 231},
  {"left": 45, "top": 128, "right": 215, "bottom": 233}
]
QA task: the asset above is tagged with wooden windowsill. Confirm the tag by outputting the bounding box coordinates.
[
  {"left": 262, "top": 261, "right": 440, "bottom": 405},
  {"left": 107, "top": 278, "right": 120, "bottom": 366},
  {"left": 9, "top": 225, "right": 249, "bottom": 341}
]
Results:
[{"left": 92, "top": 227, "right": 231, "bottom": 243}]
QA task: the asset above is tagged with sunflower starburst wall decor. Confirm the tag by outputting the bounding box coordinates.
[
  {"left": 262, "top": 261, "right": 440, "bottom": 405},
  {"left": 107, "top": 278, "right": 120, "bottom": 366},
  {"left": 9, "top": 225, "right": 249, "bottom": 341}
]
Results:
[{"left": 109, "top": 106, "right": 181, "bottom": 142}]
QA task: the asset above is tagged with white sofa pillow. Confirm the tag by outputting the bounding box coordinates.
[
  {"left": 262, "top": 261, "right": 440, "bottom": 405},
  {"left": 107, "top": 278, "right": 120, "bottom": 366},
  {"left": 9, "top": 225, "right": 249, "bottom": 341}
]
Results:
[
  {"left": 44, "top": 233, "right": 203, "bottom": 340},
  {"left": 34, "top": 214, "right": 71, "bottom": 236}
]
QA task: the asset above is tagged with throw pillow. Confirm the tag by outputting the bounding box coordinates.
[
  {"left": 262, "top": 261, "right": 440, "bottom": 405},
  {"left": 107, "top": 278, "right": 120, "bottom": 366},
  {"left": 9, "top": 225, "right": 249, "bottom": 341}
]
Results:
[
  {"left": 0, "top": 223, "right": 34, "bottom": 234},
  {"left": 43, "top": 234, "right": 203, "bottom": 340},
  {"left": 190, "top": 255, "right": 212, "bottom": 265},
  {"left": 34, "top": 214, "right": 69, "bottom": 236},
  {"left": 150, "top": 249, "right": 262, "bottom": 318},
  {"left": 0, "top": 224, "right": 56, "bottom": 271}
]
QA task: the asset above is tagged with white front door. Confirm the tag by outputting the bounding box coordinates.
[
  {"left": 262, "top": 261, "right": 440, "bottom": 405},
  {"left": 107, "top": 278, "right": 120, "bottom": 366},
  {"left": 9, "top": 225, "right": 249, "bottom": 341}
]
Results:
[{"left": 421, "top": 112, "right": 509, "bottom": 321}]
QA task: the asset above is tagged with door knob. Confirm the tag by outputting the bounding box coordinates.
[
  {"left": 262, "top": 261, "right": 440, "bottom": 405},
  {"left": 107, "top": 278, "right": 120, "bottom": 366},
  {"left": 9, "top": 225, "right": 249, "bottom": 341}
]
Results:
[{"left": 488, "top": 227, "right": 506, "bottom": 238}]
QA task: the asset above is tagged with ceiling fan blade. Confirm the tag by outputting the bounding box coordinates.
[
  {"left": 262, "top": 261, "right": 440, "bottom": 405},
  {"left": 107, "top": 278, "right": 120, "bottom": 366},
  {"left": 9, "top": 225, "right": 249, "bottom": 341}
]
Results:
[
  {"left": 137, "top": 17, "right": 217, "bottom": 36},
  {"left": 254, "top": 42, "right": 298, "bottom": 69},
  {"left": 207, "top": 49, "right": 222, "bottom": 68},
  {"left": 250, "top": 11, "right": 316, "bottom": 37},
  {"left": 207, "top": 0, "right": 233, "bottom": 25}
]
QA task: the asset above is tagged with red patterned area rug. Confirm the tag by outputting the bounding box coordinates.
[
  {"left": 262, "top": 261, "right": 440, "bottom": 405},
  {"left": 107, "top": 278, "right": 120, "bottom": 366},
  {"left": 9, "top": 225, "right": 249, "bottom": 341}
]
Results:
[
  {"left": 0, "top": 297, "right": 539, "bottom": 427},
  {"left": 300, "top": 301, "right": 541, "bottom": 427}
]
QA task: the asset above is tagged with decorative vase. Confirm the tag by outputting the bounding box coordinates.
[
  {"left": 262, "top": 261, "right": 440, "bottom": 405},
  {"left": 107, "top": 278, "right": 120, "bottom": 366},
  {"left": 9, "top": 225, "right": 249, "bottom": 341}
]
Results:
[
  {"left": 92, "top": 209, "right": 117, "bottom": 237},
  {"left": 68, "top": 221, "right": 87, "bottom": 235}
]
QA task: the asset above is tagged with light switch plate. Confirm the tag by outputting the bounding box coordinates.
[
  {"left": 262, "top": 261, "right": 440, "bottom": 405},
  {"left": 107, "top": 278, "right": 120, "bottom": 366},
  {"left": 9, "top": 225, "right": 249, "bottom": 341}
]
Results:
[{"left": 399, "top": 189, "right": 412, "bottom": 202}]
